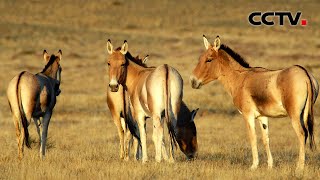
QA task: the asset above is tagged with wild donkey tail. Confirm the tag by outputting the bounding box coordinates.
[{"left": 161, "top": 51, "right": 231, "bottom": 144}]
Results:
[
  {"left": 123, "top": 89, "right": 141, "bottom": 143},
  {"left": 164, "top": 64, "right": 177, "bottom": 150},
  {"left": 299, "top": 66, "right": 318, "bottom": 150},
  {"left": 306, "top": 70, "right": 318, "bottom": 150},
  {"left": 17, "top": 71, "right": 31, "bottom": 148}
]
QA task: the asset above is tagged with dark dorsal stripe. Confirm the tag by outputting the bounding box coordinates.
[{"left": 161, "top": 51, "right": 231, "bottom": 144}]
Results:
[
  {"left": 220, "top": 44, "right": 250, "bottom": 68},
  {"left": 41, "top": 55, "right": 57, "bottom": 73}
]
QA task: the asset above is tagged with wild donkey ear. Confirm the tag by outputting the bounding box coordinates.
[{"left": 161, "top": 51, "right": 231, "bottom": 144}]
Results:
[
  {"left": 120, "top": 40, "right": 128, "bottom": 55},
  {"left": 43, "top": 50, "right": 50, "bottom": 62},
  {"left": 57, "top": 49, "right": 62, "bottom": 61},
  {"left": 143, "top": 55, "right": 149, "bottom": 64},
  {"left": 203, "top": 35, "right": 211, "bottom": 50},
  {"left": 191, "top": 108, "right": 199, "bottom": 122},
  {"left": 213, "top": 35, "right": 221, "bottom": 51},
  {"left": 107, "top": 39, "right": 113, "bottom": 54}
]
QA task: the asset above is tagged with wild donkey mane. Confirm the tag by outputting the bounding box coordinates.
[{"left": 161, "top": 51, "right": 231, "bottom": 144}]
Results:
[{"left": 220, "top": 44, "right": 250, "bottom": 68}]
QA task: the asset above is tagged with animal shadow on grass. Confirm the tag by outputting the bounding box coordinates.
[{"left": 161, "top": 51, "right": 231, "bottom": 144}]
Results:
[
  {"left": 29, "top": 136, "right": 56, "bottom": 150},
  {"left": 199, "top": 151, "right": 250, "bottom": 167},
  {"left": 274, "top": 150, "right": 318, "bottom": 168},
  {"left": 198, "top": 148, "right": 305, "bottom": 169}
]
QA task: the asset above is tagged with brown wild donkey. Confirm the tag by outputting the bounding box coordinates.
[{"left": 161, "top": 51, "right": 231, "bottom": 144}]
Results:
[
  {"left": 107, "top": 55, "right": 148, "bottom": 161},
  {"left": 190, "top": 35, "right": 319, "bottom": 173},
  {"left": 106, "top": 40, "right": 197, "bottom": 162},
  {"left": 107, "top": 53, "right": 199, "bottom": 161},
  {"left": 7, "top": 50, "right": 62, "bottom": 159}
]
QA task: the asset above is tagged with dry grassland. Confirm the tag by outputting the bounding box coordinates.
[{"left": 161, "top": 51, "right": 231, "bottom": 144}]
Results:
[{"left": 0, "top": 0, "right": 320, "bottom": 179}]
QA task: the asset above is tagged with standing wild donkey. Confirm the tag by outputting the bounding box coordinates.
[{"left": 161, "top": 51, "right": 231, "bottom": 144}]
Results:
[
  {"left": 106, "top": 40, "right": 185, "bottom": 163},
  {"left": 107, "top": 52, "right": 199, "bottom": 161},
  {"left": 107, "top": 55, "right": 148, "bottom": 161},
  {"left": 190, "top": 35, "right": 319, "bottom": 173},
  {"left": 7, "top": 50, "right": 62, "bottom": 159},
  {"left": 107, "top": 50, "right": 198, "bottom": 160}
]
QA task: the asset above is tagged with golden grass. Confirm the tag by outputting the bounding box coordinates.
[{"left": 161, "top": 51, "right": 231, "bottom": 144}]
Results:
[{"left": 1, "top": 0, "right": 320, "bottom": 179}]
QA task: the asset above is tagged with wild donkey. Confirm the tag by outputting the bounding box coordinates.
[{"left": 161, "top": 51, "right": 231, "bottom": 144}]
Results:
[
  {"left": 106, "top": 40, "right": 196, "bottom": 162},
  {"left": 190, "top": 35, "right": 318, "bottom": 173},
  {"left": 107, "top": 55, "right": 148, "bottom": 161},
  {"left": 7, "top": 50, "right": 62, "bottom": 159}
]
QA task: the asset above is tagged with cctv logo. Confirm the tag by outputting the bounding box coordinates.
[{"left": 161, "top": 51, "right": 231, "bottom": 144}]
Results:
[{"left": 248, "top": 11, "right": 307, "bottom": 26}]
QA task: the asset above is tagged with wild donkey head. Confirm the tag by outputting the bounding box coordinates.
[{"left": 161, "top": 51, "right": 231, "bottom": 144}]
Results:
[
  {"left": 176, "top": 103, "right": 199, "bottom": 160},
  {"left": 42, "top": 50, "right": 62, "bottom": 95},
  {"left": 106, "top": 40, "right": 128, "bottom": 92},
  {"left": 190, "top": 35, "right": 222, "bottom": 89}
]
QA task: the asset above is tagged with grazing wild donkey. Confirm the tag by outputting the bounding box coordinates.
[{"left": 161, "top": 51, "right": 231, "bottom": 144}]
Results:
[
  {"left": 107, "top": 55, "right": 148, "bottom": 161},
  {"left": 131, "top": 58, "right": 198, "bottom": 160},
  {"left": 7, "top": 50, "right": 62, "bottom": 159},
  {"left": 106, "top": 40, "right": 196, "bottom": 162},
  {"left": 107, "top": 55, "right": 199, "bottom": 160},
  {"left": 175, "top": 102, "right": 199, "bottom": 160},
  {"left": 190, "top": 35, "right": 319, "bottom": 173}
]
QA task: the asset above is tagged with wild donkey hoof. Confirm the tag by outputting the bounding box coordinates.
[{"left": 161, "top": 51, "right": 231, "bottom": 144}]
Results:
[
  {"left": 142, "top": 158, "right": 148, "bottom": 164},
  {"left": 250, "top": 164, "right": 258, "bottom": 171},
  {"left": 168, "top": 158, "right": 175, "bottom": 164},
  {"left": 124, "top": 156, "right": 129, "bottom": 161},
  {"left": 267, "top": 163, "right": 273, "bottom": 170},
  {"left": 155, "top": 157, "right": 161, "bottom": 163},
  {"left": 294, "top": 167, "right": 304, "bottom": 177},
  {"left": 40, "top": 155, "right": 46, "bottom": 160},
  {"left": 119, "top": 154, "right": 124, "bottom": 160}
]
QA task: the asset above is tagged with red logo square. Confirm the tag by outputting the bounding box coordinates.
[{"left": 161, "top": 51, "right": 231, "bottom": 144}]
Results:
[{"left": 301, "top": 19, "right": 307, "bottom": 26}]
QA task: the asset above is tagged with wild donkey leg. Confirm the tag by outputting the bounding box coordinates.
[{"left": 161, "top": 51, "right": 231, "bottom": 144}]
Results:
[
  {"left": 12, "top": 116, "right": 24, "bottom": 159},
  {"left": 168, "top": 135, "right": 175, "bottom": 163},
  {"left": 19, "top": 127, "right": 26, "bottom": 159},
  {"left": 152, "top": 114, "right": 164, "bottom": 162},
  {"left": 33, "top": 118, "right": 41, "bottom": 146},
  {"left": 113, "top": 115, "right": 125, "bottom": 159},
  {"left": 257, "top": 116, "right": 273, "bottom": 169},
  {"left": 40, "top": 112, "right": 52, "bottom": 159},
  {"left": 123, "top": 124, "right": 132, "bottom": 161},
  {"left": 161, "top": 140, "right": 169, "bottom": 161},
  {"left": 244, "top": 114, "right": 259, "bottom": 170},
  {"left": 291, "top": 116, "right": 306, "bottom": 174},
  {"left": 133, "top": 137, "right": 141, "bottom": 160},
  {"left": 138, "top": 116, "right": 148, "bottom": 163}
]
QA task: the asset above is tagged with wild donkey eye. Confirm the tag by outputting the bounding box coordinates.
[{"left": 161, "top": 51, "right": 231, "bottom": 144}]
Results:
[
  {"left": 107, "top": 63, "right": 110, "bottom": 66},
  {"left": 206, "top": 58, "right": 213, "bottom": 63},
  {"left": 121, "top": 64, "right": 125, "bottom": 67}
]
